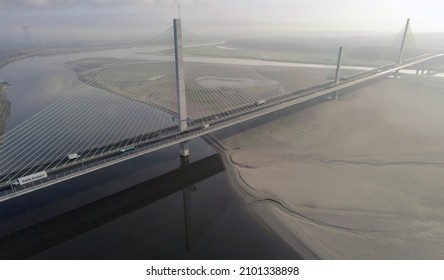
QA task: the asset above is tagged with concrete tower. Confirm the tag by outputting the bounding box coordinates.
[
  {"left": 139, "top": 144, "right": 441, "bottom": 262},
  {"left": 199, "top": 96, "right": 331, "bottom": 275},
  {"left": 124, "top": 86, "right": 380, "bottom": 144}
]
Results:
[
  {"left": 398, "top": 18, "right": 410, "bottom": 66},
  {"left": 333, "top": 46, "right": 343, "bottom": 100},
  {"left": 173, "top": 18, "right": 189, "bottom": 157},
  {"left": 395, "top": 19, "right": 410, "bottom": 78}
]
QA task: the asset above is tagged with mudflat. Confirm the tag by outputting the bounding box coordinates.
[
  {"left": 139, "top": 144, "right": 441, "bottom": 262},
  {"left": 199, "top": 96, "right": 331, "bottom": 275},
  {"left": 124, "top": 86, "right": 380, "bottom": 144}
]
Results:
[{"left": 213, "top": 74, "right": 444, "bottom": 259}]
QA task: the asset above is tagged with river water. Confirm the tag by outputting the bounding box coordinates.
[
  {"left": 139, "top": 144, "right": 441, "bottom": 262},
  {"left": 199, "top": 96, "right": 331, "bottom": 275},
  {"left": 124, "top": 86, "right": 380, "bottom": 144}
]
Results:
[{"left": 0, "top": 49, "right": 300, "bottom": 259}]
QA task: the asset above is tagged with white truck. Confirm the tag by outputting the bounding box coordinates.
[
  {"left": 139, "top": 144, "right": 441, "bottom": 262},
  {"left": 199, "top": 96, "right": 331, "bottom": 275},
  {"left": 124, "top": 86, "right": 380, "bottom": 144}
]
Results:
[{"left": 12, "top": 171, "right": 48, "bottom": 186}]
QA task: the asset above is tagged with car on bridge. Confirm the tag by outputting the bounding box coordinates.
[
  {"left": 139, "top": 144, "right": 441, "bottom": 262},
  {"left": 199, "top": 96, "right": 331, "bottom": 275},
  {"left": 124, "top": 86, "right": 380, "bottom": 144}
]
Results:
[
  {"left": 67, "top": 153, "right": 80, "bottom": 160},
  {"left": 255, "top": 99, "right": 266, "bottom": 105},
  {"left": 119, "top": 146, "right": 136, "bottom": 153}
]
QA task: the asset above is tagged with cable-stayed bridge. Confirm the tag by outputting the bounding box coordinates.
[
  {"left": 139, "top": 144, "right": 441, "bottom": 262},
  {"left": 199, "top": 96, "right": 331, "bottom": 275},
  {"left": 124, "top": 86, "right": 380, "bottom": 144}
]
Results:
[{"left": 0, "top": 19, "right": 442, "bottom": 201}]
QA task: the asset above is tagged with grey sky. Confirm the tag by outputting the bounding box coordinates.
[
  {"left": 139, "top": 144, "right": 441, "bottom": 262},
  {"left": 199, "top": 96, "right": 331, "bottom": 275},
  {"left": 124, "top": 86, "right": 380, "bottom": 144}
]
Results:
[{"left": 1, "top": 0, "right": 443, "bottom": 41}]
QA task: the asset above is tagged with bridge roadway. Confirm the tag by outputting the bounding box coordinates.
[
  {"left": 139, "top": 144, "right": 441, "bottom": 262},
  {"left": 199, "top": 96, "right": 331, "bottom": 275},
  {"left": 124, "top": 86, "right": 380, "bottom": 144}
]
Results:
[{"left": 0, "top": 52, "right": 442, "bottom": 201}]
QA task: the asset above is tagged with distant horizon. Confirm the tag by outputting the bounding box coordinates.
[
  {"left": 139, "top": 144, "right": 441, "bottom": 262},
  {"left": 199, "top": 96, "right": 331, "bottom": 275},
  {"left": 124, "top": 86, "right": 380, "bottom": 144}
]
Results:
[{"left": 1, "top": 1, "right": 444, "bottom": 43}]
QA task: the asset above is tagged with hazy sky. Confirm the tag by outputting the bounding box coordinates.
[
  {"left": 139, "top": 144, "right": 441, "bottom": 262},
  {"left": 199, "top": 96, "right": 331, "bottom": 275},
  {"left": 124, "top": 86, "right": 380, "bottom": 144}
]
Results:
[{"left": 1, "top": 0, "right": 444, "bottom": 41}]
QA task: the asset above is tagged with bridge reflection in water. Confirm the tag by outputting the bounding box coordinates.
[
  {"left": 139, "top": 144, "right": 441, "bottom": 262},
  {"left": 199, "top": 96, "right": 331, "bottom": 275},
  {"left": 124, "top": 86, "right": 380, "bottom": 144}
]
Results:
[
  {"left": 0, "top": 152, "right": 301, "bottom": 259},
  {"left": 0, "top": 153, "right": 222, "bottom": 259}
]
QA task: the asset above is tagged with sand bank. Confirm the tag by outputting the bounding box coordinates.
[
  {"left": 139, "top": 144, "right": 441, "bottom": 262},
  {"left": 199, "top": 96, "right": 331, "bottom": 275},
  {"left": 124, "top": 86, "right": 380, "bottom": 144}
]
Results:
[
  {"left": 68, "top": 57, "right": 344, "bottom": 119},
  {"left": 211, "top": 74, "right": 444, "bottom": 259}
]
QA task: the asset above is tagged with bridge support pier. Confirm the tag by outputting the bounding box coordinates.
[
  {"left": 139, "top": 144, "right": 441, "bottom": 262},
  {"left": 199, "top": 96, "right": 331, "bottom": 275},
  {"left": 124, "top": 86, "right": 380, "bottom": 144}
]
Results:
[{"left": 179, "top": 141, "right": 189, "bottom": 157}]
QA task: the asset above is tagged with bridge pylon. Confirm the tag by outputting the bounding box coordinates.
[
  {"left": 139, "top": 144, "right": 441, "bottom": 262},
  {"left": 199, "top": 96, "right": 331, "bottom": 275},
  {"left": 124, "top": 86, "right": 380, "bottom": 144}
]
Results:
[
  {"left": 398, "top": 18, "right": 410, "bottom": 66},
  {"left": 395, "top": 18, "right": 410, "bottom": 78},
  {"left": 333, "top": 46, "right": 343, "bottom": 100},
  {"left": 173, "top": 18, "right": 189, "bottom": 157}
]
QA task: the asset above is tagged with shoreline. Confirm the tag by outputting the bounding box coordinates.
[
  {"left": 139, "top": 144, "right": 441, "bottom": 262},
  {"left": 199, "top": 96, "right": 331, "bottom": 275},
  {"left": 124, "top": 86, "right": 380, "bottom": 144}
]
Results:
[
  {"left": 64, "top": 52, "right": 371, "bottom": 258},
  {"left": 0, "top": 44, "right": 141, "bottom": 137},
  {"left": 206, "top": 74, "right": 444, "bottom": 259},
  {"left": 203, "top": 135, "right": 320, "bottom": 259},
  {"left": 0, "top": 49, "right": 304, "bottom": 259}
]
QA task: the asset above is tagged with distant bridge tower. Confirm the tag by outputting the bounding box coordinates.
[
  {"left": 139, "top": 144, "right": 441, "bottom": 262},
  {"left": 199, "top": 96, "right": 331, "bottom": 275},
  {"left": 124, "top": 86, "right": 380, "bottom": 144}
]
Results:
[
  {"left": 22, "top": 26, "right": 32, "bottom": 44},
  {"left": 395, "top": 18, "right": 410, "bottom": 78},
  {"left": 333, "top": 46, "right": 343, "bottom": 100},
  {"left": 173, "top": 18, "right": 189, "bottom": 157},
  {"left": 398, "top": 18, "right": 410, "bottom": 66},
  {"left": 334, "top": 47, "right": 343, "bottom": 85}
]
